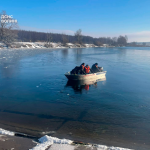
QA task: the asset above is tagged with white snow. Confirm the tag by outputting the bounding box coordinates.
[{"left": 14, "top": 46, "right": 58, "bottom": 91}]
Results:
[
  {"left": 0, "top": 127, "right": 133, "bottom": 150},
  {"left": 32, "top": 45, "right": 35, "bottom": 48},
  {"left": 26, "top": 45, "right": 30, "bottom": 48},
  {"left": 39, "top": 135, "right": 72, "bottom": 144},
  {"left": 97, "top": 145, "right": 133, "bottom": 150},
  {"left": 0, "top": 42, "right": 101, "bottom": 50},
  {"left": 0, "top": 128, "right": 15, "bottom": 136},
  {"left": 30, "top": 139, "right": 53, "bottom": 150},
  {"left": 30, "top": 135, "right": 73, "bottom": 150},
  {"left": 35, "top": 46, "right": 41, "bottom": 48},
  {"left": 50, "top": 144, "right": 75, "bottom": 150},
  {"left": 30, "top": 135, "right": 133, "bottom": 150},
  {"left": 67, "top": 43, "right": 74, "bottom": 46}
]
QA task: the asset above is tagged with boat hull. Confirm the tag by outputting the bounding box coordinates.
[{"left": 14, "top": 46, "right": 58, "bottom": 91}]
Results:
[{"left": 65, "top": 71, "right": 106, "bottom": 80}]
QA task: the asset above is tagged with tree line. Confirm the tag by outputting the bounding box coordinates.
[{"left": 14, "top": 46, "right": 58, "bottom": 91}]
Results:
[
  {"left": 0, "top": 11, "right": 128, "bottom": 47},
  {"left": 17, "top": 29, "right": 128, "bottom": 46}
]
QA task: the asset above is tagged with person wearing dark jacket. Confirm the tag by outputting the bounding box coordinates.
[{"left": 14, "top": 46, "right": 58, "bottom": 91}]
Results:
[
  {"left": 91, "top": 63, "right": 101, "bottom": 73},
  {"left": 80, "top": 63, "right": 85, "bottom": 74},
  {"left": 70, "top": 66, "right": 80, "bottom": 74},
  {"left": 71, "top": 63, "right": 85, "bottom": 74}
]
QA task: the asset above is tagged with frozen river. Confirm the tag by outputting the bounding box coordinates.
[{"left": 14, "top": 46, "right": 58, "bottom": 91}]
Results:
[{"left": 0, "top": 47, "right": 150, "bottom": 150}]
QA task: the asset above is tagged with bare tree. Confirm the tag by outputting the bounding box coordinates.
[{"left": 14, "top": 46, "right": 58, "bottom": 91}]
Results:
[
  {"left": 75, "top": 29, "right": 82, "bottom": 44},
  {"left": 62, "top": 33, "right": 69, "bottom": 46},
  {"left": 94, "top": 40, "right": 103, "bottom": 46},
  {"left": 125, "top": 35, "right": 128, "bottom": 43},
  {"left": 45, "top": 32, "right": 53, "bottom": 47},
  {"left": 0, "top": 10, "right": 18, "bottom": 46},
  {"left": 112, "top": 37, "right": 117, "bottom": 42},
  {"left": 117, "top": 35, "right": 127, "bottom": 46},
  {"left": 112, "top": 37, "right": 118, "bottom": 46}
]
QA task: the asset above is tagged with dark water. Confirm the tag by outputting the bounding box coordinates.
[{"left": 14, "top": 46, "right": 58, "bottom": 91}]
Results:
[{"left": 0, "top": 47, "right": 150, "bottom": 149}]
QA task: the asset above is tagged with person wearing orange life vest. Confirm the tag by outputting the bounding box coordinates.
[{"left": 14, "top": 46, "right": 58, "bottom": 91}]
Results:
[
  {"left": 84, "top": 65, "right": 91, "bottom": 74},
  {"left": 80, "top": 63, "right": 85, "bottom": 69}
]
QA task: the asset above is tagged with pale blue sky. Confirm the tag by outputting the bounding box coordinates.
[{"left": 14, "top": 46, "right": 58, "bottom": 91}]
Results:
[{"left": 1, "top": 0, "right": 150, "bottom": 42}]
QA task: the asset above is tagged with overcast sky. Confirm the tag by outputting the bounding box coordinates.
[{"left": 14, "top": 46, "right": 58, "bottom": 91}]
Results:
[{"left": 1, "top": 0, "right": 150, "bottom": 42}]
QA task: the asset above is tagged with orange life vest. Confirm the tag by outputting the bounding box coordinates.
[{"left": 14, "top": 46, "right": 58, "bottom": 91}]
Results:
[{"left": 84, "top": 66, "right": 90, "bottom": 73}]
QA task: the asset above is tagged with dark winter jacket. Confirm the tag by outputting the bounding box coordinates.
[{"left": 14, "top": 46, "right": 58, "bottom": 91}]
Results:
[{"left": 91, "top": 64, "right": 100, "bottom": 73}]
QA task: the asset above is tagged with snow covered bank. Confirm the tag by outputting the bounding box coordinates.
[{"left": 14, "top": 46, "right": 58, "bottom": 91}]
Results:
[
  {"left": 96, "top": 144, "right": 133, "bottom": 150},
  {"left": 30, "top": 135, "right": 133, "bottom": 150},
  {"left": 0, "top": 42, "right": 100, "bottom": 50},
  {"left": 30, "top": 135, "right": 72, "bottom": 150}
]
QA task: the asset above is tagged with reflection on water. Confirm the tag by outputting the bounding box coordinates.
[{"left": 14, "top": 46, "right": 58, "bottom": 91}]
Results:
[
  {"left": 61, "top": 49, "right": 69, "bottom": 58},
  {"left": 0, "top": 49, "right": 52, "bottom": 78},
  {"left": 66, "top": 77, "right": 106, "bottom": 93}
]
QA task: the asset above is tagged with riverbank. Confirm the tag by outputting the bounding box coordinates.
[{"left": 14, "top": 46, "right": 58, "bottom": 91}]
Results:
[
  {"left": 0, "top": 128, "right": 135, "bottom": 150},
  {"left": 0, "top": 42, "right": 115, "bottom": 50}
]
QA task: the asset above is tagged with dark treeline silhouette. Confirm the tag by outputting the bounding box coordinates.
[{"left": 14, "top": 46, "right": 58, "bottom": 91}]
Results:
[
  {"left": 128, "top": 42, "right": 150, "bottom": 47},
  {"left": 17, "top": 30, "right": 128, "bottom": 46},
  {"left": 17, "top": 30, "right": 98, "bottom": 43}
]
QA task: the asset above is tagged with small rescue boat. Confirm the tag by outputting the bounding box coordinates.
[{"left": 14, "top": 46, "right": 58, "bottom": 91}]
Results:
[{"left": 65, "top": 71, "right": 107, "bottom": 80}]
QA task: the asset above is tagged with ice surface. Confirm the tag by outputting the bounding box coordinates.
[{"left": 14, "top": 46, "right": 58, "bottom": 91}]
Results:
[
  {"left": 30, "top": 135, "right": 73, "bottom": 150},
  {"left": 0, "top": 128, "right": 134, "bottom": 150},
  {"left": 39, "top": 135, "right": 72, "bottom": 144},
  {"left": 97, "top": 145, "right": 133, "bottom": 150},
  {"left": 30, "top": 135, "right": 133, "bottom": 150},
  {"left": 49, "top": 144, "right": 74, "bottom": 150},
  {"left": 0, "top": 128, "right": 15, "bottom": 136},
  {"left": 30, "top": 140, "right": 53, "bottom": 150}
]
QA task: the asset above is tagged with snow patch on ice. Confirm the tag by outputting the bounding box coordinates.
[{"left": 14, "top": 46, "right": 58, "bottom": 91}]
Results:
[
  {"left": 0, "top": 128, "right": 15, "bottom": 136},
  {"left": 41, "top": 131, "right": 56, "bottom": 134},
  {"left": 26, "top": 45, "right": 30, "bottom": 48},
  {"left": 39, "top": 135, "right": 72, "bottom": 144},
  {"left": 30, "top": 135, "right": 73, "bottom": 150},
  {"left": 97, "top": 145, "right": 133, "bottom": 150},
  {"left": 32, "top": 45, "right": 35, "bottom": 48},
  {"left": 50, "top": 144, "right": 75, "bottom": 150}
]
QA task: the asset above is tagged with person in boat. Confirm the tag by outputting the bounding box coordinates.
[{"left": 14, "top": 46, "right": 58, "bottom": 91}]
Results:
[
  {"left": 70, "top": 63, "right": 85, "bottom": 74},
  {"left": 79, "top": 63, "right": 85, "bottom": 74},
  {"left": 70, "top": 66, "right": 80, "bottom": 74},
  {"left": 84, "top": 64, "right": 91, "bottom": 74},
  {"left": 91, "top": 63, "right": 102, "bottom": 73}
]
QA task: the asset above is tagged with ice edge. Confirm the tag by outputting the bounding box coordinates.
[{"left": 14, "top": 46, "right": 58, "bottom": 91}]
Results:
[
  {"left": 30, "top": 135, "right": 133, "bottom": 150},
  {"left": 0, "top": 128, "right": 15, "bottom": 136},
  {"left": 0, "top": 128, "right": 133, "bottom": 150}
]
